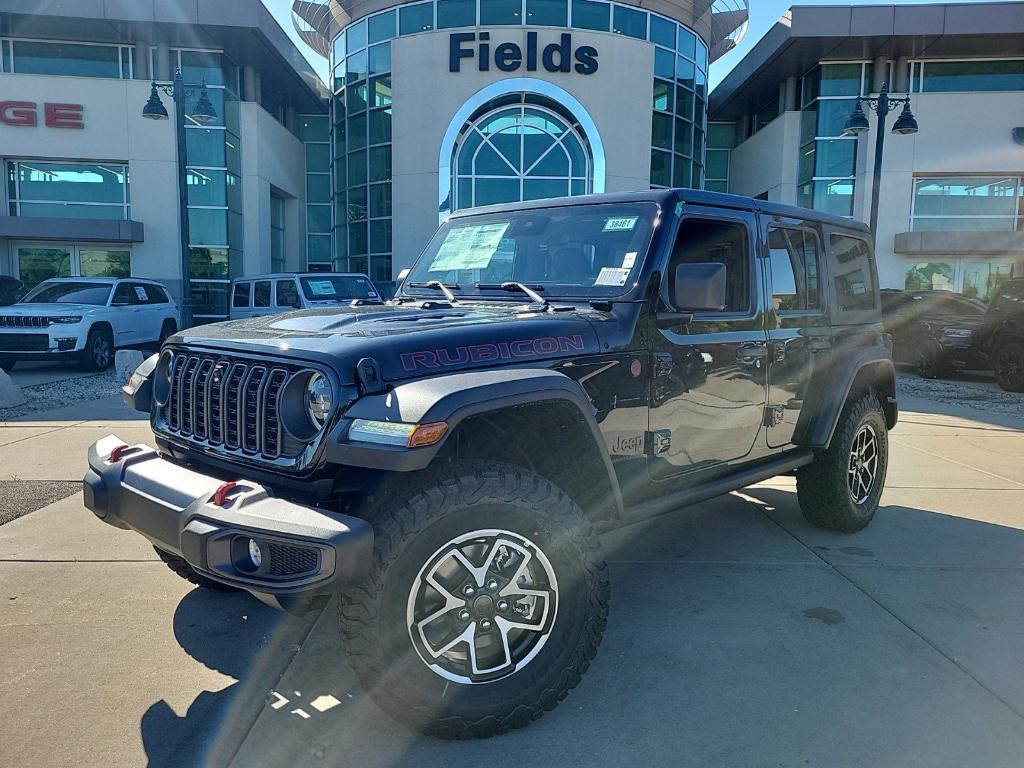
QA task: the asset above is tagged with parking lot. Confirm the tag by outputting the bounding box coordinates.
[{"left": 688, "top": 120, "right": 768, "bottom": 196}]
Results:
[{"left": 1, "top": 377, "right": 1023, "bottom": 767}]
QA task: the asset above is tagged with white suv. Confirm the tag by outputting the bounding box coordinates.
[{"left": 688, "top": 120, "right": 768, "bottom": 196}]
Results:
[{"left": 0, "top": 277, "right": 179, "bottom": 372}]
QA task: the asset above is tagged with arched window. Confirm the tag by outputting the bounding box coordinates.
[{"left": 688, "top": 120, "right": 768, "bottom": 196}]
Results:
[{"left": 452, "top": 95, "right": 592, "bottom": 211}]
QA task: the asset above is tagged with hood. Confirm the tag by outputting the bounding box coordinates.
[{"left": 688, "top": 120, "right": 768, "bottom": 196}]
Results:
[
  {"left": 171, "top": 302, "right": 601, "bottom": 383},
  {"left": 921, "top": 313, "right": 985, "bottom": 332},
  {"left": 2, "top": 303, "right": 100, "bottom": 316}
]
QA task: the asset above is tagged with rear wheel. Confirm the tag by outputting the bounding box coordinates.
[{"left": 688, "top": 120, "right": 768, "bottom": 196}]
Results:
[
  {"left": 796, "top": 393, "right": 888, "bottom": 533},
  {"left": 153, "top": 546, "right": 238, "bottom": 591},
  {"left": 993, "top": 341, "right": 1024, "bottom": 392},
  {"left": 80, "top": 326, "right": 113, "bottom": 372},
  {"left": 157, "top": 319, "right": 177, "bottom": 346},
  {"left": 0, "top": 356, "right": 15, "bottom": 372},
  {"left": 341, "top": 461, "right": 609, "bottom": 739}
]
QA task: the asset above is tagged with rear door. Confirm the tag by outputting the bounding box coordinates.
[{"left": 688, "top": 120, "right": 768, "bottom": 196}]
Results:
[
  {"left": 252, "top": 280, "right": 272, "bottom": 316},
  {"left": 648, "top": 207, "right": 769, "bottom": 479},
  {"left": 231, "top": 281, "right": 252, "bottom": 319},
  {"left": 762, "top": 216, "right": 827, "bottom": 448}
]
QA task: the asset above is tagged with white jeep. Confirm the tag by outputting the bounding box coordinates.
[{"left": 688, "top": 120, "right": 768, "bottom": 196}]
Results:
[{"left": 0, "top": 277, "right": 179, "bottom": 372}]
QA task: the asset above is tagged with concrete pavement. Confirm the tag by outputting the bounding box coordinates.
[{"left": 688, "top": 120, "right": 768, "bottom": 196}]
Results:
[{"left": 1, "top": 383, "right": 1023, "bottom": 767}]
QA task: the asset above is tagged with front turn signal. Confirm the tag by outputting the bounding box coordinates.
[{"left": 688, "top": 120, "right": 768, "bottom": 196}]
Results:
[{"left": 408, "top": 421, "right": 449, "bottom": 448}]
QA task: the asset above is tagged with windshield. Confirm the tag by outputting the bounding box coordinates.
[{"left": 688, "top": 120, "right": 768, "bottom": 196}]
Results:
[
  {"left": 403, "top": 202, "right": 658, "bottom": 299},
  {"left": 20, "top": 281, "right": 112, "bottom": 305},
  {"left": 299, "top": 275, "right": 379, "bottom": 301}
]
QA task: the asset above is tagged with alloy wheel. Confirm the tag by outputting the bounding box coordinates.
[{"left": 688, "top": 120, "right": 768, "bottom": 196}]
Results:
[
  {"left": 996, "top": 347, "right": 1024, "bottom": 389},
  {"left": 93, "top": 336, "right": 112, "bottom": 370},
  {"left": 847, "top": 424, "right": 879, "bottom": 505},
  {"left": 407, "top": 529, "right": 558, "bottom": 685}
]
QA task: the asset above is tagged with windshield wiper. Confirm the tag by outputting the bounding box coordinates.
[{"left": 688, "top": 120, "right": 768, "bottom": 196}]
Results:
[
  {"left": 476, "top": 282, "right": 548, "bottom": 308},
  {"left": 409, "top": 281, "right": 461, "bottom": 304}
]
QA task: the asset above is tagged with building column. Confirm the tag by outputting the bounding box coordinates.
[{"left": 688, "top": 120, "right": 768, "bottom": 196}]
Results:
[
  {"left": 243, "top": 66, "right": 261, "bottom": 104},
  {"left": 784, "top": 76, "right": 798, "bottom": 111},
  {"left": 285, "top": 107, "right": 298, "bottom": 134},
  {"left": 133, "top": 43, "right": 150, "bottom": 80},
  {"left": 893, "top": 56, "right": 910, "bottom": 93},
  {"left": 873, "top": 55, "right": 887, "bottom": 92},
  {"left": 154, "top": 43, "right": 171, "bottom": 81}
]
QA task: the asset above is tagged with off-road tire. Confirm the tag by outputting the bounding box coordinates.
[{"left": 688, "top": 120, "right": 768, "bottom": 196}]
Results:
[
  {"left": 153, "top": 546, "right": 238, "bottom": 591},
  {"left": 796, "top": 393, "right": 888, "bottom": 533},
  {"left": 993, "top": 340, "right": 1024, "bottom": 392},
  {"left": 80, "top": 325, "right": 113, "bottom": 372},
  {"left": 0, "top": 356, "right": 15, "bottom": 372},
  {"left": 340, "top": 461, "right": 609, "bottom": 739}
]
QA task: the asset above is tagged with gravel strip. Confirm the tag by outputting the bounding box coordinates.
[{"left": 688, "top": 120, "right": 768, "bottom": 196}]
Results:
[
  {"left": 0, "top": 369, "right": 122, "bottom": 422},
  {"left": 0, "top": 480, "right": 81, "bottom": 526},
  {"left": 897, "top": 373, "right": 1024, "bottom": 420}
]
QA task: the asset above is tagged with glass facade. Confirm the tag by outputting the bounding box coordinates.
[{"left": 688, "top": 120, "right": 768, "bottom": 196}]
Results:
[
  {"left": 330, "top": 0, "right": 708, "bottom": 280},
  {"left": 912, "top": 176, "right": 1024, "bottom": 232},
  {"left": 0, "top": 38, "right": 133, "bottom": 79},
  {"left": 14, "top": 244, "right": 131, "bottom": 291},
  {"left": 171, "top": 49, "right": 243, "bottom": 320},
  {"left": 7, "top": 161, "right": 130, "bottom": 220},
  {"left": 797, "top": 63, "right": 871, "bottom": 217},
  {"left": 300, "top": 115, "right": 333, "bottom": 270},
  {"left": 912, "top": 59, "right": 1024, "bottom": 93},
  {"left": 704, "top": 122, "right": 735, "bottom": 193}
]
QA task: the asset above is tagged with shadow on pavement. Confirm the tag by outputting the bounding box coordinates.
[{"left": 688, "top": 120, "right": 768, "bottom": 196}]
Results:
[
  {"left": 140, "top": 587, "right": 315, "bottom": 768},
  {"left": 146, "top": 490, "right": 1024, "bottom": 768}
]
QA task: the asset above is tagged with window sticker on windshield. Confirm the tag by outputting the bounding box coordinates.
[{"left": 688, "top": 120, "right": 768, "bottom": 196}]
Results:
[
  {"left": 308, "top": 280, "right": 335, "bottom": 296},
  {"left": 429, "top": 222, "right": 510, "bottom": 271},
  {"left": 133, "top": 286, "right": 147, "bottom": 301},
  {"left": 622, "top": 252, "right": 638, "bottom": 269},
  {"left": 603, "top": 216, "right": 638, "bottom": 232},
  {"left": 595, "top": 267, "right": 630, "bottom": 286}
]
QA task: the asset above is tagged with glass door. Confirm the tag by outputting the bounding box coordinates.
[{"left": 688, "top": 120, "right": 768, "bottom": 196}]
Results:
[
  {"left": 15, "top": 245, "right": 73, "bottom": 290},
  {"left": 905, "top": 258, "right": 1016, "bottom": 300}
]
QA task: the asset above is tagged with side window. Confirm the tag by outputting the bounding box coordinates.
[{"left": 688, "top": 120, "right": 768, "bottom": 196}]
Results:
[
  {"left": 669, "top": 218, "right": 751, "bottom": 313},
  {"left": 253, "top": 281, "right": 272, "bottom": 308},
  {"left": 232, "top": 282, "right": 251, "bottom": 308},
  {"left": 276, "top": 280, "right": 300, "bottom": 308},
  {"left": 112, "top": 283, "right": 137, "bottom": 305},
  {"left": 830, "top": 234, "right": 877, "bottom": 312},
  {"left": 767, "top": 226, "right": 821, "bottom": 312},
  {"left": 143, "top": 285, "right": 169, "bottom": 304}
]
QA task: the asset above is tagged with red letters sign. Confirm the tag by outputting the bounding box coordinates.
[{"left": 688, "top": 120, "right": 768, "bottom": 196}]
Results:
[{"left": 0, "top": 101, "right": 83, "bottom": 129}]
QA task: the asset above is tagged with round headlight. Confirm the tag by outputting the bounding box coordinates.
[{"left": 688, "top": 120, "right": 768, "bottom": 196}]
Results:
[
  {"left": 153, "top": 350, "right": 174, "bottom": 406},
  {"left": 306, "top": 373, "right": 334, "bottom": 426}
]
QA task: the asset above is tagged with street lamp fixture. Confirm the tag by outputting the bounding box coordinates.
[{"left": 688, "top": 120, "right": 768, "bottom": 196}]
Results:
[
  {"left": 842, "top": 82, "right": 919, "bottom": 243},
  {"left": 140, "top": 70, "right": 220, "bottom": 328}
]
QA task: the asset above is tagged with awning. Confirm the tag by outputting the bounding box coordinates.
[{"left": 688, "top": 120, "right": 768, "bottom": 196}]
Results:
[{"left": 0, "top": 217, "right": 145, "bottom": 244}]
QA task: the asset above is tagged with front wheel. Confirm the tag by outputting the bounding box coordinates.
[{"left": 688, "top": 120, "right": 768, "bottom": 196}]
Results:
[
  {"left": 915, "top": 339, "right": 945, "bottom": 379},
  {"left": 0, "top": 356, "right": 15, "bottom": 372},
  {"left": 796, "top": 393, "right": 889, "bottom": 532},
  {"left": 80, "top": 326, "right": 113, "bottom": 372},
  {"left": 993, "top": 341, "right": 1024, "bottom": 392},
  {"left": 341, "top": 462, "right": 609, "bottom": 739}
]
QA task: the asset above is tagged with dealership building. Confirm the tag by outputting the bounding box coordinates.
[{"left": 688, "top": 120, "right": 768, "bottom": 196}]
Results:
[
  {"left": 2, "top": 0, "right": 1022, "bottom": 318},
  {"left": 709, "top": 2, "right": 1024, "bottom": 299}
]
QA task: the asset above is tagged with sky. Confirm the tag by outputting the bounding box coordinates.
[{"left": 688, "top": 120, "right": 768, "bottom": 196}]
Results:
[{"left": 263, "top": 0, "right": 1003, "bottom": 92}]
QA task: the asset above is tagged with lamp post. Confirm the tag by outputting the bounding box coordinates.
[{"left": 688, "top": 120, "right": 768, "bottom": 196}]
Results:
[
  {"left": 142, "top": 69, "right": 219, "bottom": 329},
  {"left": 842, "top": 82, "right": 919, "bottom": 244}
]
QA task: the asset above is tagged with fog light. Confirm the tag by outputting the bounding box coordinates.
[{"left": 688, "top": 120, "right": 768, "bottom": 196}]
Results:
[
  {"left": 56, "top": 338, "right": 76, "bottom": 351},
  {"left": 248, "top": 538, "right": 264, "bottom": 569}
]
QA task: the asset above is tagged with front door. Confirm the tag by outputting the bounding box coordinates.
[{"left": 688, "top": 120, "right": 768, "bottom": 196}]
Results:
[
  {"left": 648, "top": 208, "right": 768, "bottom": 480},
  {"left": 762, "top": 216, "right": 827, "bottom": 448}
]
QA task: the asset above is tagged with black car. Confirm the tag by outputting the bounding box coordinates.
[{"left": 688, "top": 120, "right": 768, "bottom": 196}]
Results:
[
  {"left": 982, "top": 278, "right": 1024, "bottom": 392},
  {"left": 0, "top": 276, "right": 23, "bottom": 307},
  {"left": 85, "top": 189, "right": 897, "bottom": 738},
  {"left": 880, "top": 289, "right": 988, "bottom": 377}
]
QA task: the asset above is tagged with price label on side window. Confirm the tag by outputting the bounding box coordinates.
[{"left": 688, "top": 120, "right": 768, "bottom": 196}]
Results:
[{"left": 603, "top": 216, "right": 638, "bottom": 232}]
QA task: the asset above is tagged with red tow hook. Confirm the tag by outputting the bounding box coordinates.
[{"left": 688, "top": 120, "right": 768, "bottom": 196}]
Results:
[
  {"left": 213, "top": 481, "right": 238, "bottom": 507},
  {"left": 107, "top": 444, "right": 133, "bottom": 463}
]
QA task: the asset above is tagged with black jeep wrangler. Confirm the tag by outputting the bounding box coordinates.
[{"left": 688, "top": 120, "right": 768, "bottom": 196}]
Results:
[{"left": 84, "top": 190, "right": 897, "bottom": 738}]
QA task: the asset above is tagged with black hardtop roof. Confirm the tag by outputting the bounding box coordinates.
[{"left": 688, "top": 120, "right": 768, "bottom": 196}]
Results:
[{"left": 449, "top": 189, "right": 871, "bottom": 234}]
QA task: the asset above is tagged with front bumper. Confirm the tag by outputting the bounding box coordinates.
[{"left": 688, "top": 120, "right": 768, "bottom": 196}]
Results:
[
  {"left": 83, "top": 434, "right": 373, "bottom": 614},
  {"left": 0, "top": 327, "right": 85, "bottom": 355}
]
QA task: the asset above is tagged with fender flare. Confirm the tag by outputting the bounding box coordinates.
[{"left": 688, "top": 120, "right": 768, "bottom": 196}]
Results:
[
  {"left": 324, "top": 368, "right": 624, "bottom": 516},
  {"left": 794, "top": 347, "right": 897, "bottom": 448}
]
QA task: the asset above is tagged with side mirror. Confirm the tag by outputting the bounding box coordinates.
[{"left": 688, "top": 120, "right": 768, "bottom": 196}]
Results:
[
  {"left": 395, "top": 268, "right": 411, "bottom": 291},
  {"left": 673, "top": 262, "right": 727, "bottom": 312}
]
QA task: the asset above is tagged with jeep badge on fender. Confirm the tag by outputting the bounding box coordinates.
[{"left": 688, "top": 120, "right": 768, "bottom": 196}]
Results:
[{"left": 85, "top": 189, "right": 896, "bottom": 739}]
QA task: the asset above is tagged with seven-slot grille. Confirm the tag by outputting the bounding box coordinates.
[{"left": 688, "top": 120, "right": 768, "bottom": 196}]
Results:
[
  {"left": 163, "top": 352, "right": 302, "bottom": 460},
  {"left": 0, "top": 316, "right": 49, "bottom": 328}
]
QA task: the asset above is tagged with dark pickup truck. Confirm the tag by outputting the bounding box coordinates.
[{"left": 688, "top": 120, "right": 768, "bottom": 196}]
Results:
[{"left": 84, "top": 189, "right": 896, "bottom": 738}]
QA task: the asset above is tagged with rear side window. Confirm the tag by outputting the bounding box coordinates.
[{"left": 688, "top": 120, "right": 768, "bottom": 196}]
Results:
[
  {"left": 830, "top": 234, "right": 877, "bottom": 312},
  {"left": 232, "top": 282, "right": 250, "bottom": 308},
  {"left": 767, "top": 227, "right": 820, "bottom": 312},
  {"left": 253, "top": 281, "right": 271, "bottom": 308},
  {"left": 276, "top": 280, "right": 299, "bottom": 307},
  {"left": 143, "top": 285, "right": 169, "bottom": 304}
]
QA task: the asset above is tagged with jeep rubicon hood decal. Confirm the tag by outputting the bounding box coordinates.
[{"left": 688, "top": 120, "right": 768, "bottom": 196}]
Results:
[{"left": 169, "top": 303, "right": 601, "bottom": 383}]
